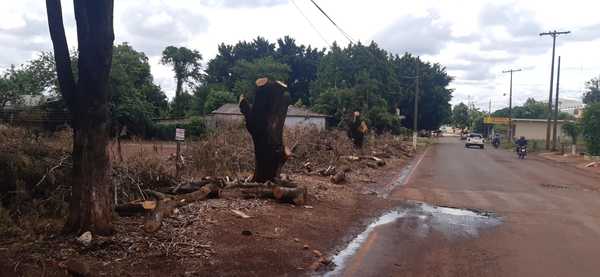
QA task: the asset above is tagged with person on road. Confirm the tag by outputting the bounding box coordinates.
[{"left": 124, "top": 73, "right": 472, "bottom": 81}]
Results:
[
  {"left": 492, "top": 134, "right": 501, "bottom": 146},
  {"left": 515, "top": 136, "right": 528, "bottom": 152}
]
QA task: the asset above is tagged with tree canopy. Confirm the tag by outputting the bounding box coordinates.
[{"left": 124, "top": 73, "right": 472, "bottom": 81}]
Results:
[
  {"left": 203, "top": 37, "right": 453, "bottom": 133},
  {"left": 583, "top": 75, "right": 600, "bottom": 104}
]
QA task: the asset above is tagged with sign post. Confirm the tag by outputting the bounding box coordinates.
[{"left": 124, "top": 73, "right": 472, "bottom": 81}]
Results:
[{"left": 175, "top": 128, "right": 185, "bottom": 178}]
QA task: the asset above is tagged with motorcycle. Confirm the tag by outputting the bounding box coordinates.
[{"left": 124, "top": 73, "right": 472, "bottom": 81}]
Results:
[
  {"left": 517, "top": 145, "right": 527, "bottom": 159},
  {"left": 492, "top": 138, "right": 500, "bottom": 149}
]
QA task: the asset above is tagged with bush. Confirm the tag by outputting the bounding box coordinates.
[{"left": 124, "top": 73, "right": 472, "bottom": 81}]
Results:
[
  {"left": 145, "top": 117, "right": 206, "bottom": 140},
  {"left": 582, "top": 103, "right": 600, "bottom": 155}
]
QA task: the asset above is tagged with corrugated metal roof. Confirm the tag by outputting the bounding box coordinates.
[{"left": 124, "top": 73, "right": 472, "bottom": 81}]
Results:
[{"left": 211, "top": 103, "right": 328, "bottom": 118}]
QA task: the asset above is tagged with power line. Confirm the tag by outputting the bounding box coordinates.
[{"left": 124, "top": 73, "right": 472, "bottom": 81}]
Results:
[
  {"left": 290, "top": 0, "right": 330, "bottom": 46},
  {"left": 307, "top": 0, "right": 356, "bottom": 44}
]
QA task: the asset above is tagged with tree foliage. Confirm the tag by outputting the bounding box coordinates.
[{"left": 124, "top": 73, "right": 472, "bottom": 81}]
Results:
[
  {"left": 581, "top": 103, "right": 600, "bottom": 155},
  {"left": 0, "top": 52, "right": 57, "bottom": 107},
  {"left": 161, "top": 46, "right": 202, "bottom": 117},
  {"left": 562, "top": 121, "right": 581, "bottom": 145},
  {"left": 451, "top": 103, "right": 469, "bottom": 130},
  {"left": 110, "top": 43, "right": 168, "bottom": 135},
  {"left": 583, "top": 75, "right": 600, "bottom": 104}
]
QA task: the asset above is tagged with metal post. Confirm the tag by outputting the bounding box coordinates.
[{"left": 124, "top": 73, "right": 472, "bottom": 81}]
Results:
[
  {"left": 413, "top": 57, "right": 420, "bottom": 150},
  {"left": 552, "top": 56, "right": 562, "bottom": 151}
]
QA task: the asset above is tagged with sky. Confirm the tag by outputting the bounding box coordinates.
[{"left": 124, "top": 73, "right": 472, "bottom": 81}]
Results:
[{"left": 1, "top": 0, "right": 600, "bottom": 111}]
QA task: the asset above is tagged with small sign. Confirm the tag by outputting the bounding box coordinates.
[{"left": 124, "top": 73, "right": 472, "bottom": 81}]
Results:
[
  {"left": 175, "top": 128, "right": 185, "bottom": 141},
  {"left": 484, "top": 116, "right": 510, "bottom": 125}
]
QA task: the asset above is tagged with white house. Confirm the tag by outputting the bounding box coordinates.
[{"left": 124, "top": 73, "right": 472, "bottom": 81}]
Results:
[
  {"left": 558, "top": 98, "right": 585, "bottom": 118},
  {"left": 512, "top": 118, "right": 569, "bottom": 141},
  {"left": 208, "top": 103, "right": 329, "bottom": 130}
]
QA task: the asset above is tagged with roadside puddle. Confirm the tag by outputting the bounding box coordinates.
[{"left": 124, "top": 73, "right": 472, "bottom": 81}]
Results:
[{"left": 324, "top": 201, "right": 502, "bottom": 276}]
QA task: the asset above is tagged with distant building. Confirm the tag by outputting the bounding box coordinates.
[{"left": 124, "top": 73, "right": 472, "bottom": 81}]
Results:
[
  {"left": 208, "top": 103, "right": 329, "bottom": 130},
  {"left": 3, "top": 95, "right": 47, "bottom": 110},
  {"left": 558, "top": 98, "right": 585, "bottom": 118},
  {"left": 512, "top": 118, "right": 570, "bottom": 141}
]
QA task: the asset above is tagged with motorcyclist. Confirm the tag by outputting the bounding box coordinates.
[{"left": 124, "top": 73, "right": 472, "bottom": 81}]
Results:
[
  {"left": 515, "top": 136, "right": 528, "bottom": 152},
  {"left": 492, "top": 134, "right": 501, "bottom": 146}
]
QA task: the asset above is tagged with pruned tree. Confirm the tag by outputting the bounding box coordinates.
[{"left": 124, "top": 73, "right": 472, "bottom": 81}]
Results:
[
  {"left": 348, "top": 111, "right": 367, "bottom": 148},
  {"left": 46, "top": 0, "right": 115, "bottom": 235},
  {"left": 239, "top": 78, "right": 290, "bottom": 182}
]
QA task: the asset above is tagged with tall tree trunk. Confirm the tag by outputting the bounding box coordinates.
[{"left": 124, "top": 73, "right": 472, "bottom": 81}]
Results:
[
  {"left": 240, "top": 78, "right": 289, "bottom": 182},
  {"left": 46, "top": 0, "right": 115, "bottom": 235}
]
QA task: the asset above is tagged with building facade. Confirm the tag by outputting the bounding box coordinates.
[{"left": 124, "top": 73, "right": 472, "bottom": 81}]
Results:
[{"left": 208, "top": 103, "right": 328, "bottom": 130}]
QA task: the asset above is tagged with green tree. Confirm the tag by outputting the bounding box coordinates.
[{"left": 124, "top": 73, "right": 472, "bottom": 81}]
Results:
[
  {"left": 231, "top": 57, "right": 290, "bottom": 98},
  {"left": 161, "top": 46, "right": 202, "bottom": 116},
  {"left": 0, "top": 52, "right": 57, "bottom": 108},
  {"left": 562, "top": 121, "right": 581, "bottom": 145},
  {"left": 581, "top": 103, "right": 600, "bottom": 155},
  {"left": 452, "top": 102, "right": 469, "bottom": 130},
  {"left": 110, "top": 43, "right": 168, "bottom": 135},
  {"left": 583, "top": 76, "right": 600, "bottom": 104},
  {"left": 203, "top": 89, "right": 235, "bottom": 114}
]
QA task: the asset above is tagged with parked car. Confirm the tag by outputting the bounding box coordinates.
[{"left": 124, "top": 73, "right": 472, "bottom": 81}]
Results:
[{"left": 465, "top": 133, "right": 485, "bottom": 149}]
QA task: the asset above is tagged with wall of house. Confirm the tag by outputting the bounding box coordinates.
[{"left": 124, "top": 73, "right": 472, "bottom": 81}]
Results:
[
  {"left": 284, "top": 117, "right": 326, "bottom": 130},
  {"left": 207, "top": 114, "right": 326, "bottom": 130},
  {"left": 514, "top": 121, "right": 567, "bottom": 141}
]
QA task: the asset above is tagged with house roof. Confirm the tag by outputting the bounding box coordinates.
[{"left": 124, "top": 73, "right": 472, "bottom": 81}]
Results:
[{"left": 211, "top": 103, "right": 329, "bottom": 118}]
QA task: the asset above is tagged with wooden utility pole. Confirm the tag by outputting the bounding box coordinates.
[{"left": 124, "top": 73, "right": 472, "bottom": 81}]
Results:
[
  {"left": 540, "top": 30, "right": 570, "bottom": 150},
  {"left": 413, "top": 57, "right": 420, "bottom": 150},
  {"left": 552, "top": 56, "right": 562, "bottom": 151},
  {"left": 503, "top": 69, "right": 522, "bottom": 141}
]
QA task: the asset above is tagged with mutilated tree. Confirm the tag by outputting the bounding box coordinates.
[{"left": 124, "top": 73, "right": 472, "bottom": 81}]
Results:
[
  {"left": 348, "top": 111, "right": 368, "bottom": 148},
  {"left": 46, "top": 0, "right": 114, "bottom": 235},
  {"left": 240, "top": 78, "right": 290, "bottom": 182}
]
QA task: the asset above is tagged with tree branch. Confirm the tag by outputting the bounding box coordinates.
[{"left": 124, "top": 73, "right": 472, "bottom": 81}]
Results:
[{"left": 45, "top": 0, "right": 76, "bottom": 110}]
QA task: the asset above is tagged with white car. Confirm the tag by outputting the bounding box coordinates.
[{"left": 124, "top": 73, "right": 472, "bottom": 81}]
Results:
[{"left": 465, "top": 133, "right": 485, "bottom": 149}]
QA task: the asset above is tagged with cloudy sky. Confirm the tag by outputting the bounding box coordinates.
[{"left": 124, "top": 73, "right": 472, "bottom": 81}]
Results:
[{"left": 2, "top": 0, "right": 600, "bottom": 111}]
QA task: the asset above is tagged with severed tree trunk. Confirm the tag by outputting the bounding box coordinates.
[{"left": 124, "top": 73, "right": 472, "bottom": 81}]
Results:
[
  {"left": 240, "top": 78, "right": 290, "bottom": 182},
  {"left": 46, "top": 0, "right": 115, "bottom": 235},
  {"left": 348, "top": 111, "right": 367, "bottom": 148}
]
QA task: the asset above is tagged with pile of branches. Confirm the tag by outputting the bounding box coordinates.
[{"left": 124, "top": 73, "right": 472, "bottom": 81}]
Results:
[
  {"left": 188, "top": 123, "right": 254, "bottom": 178},
  {"left": 0, "top": 126, "right": 72, "bottom": 236}
]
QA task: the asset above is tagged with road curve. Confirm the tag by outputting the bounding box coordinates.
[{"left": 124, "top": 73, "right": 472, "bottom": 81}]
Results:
[{"left": 335, "top": 137, "right": 600, "bottom": 277}]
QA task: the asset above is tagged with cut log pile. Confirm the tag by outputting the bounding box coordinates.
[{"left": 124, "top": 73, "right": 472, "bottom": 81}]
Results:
[{"left": 115, "top": 176, "right": 308, "bottom": 232}]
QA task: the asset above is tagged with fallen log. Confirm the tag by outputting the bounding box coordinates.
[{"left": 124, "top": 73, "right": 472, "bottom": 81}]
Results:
[
  {"left": 115, "top": 200, "right": 157, "bottom": 217},
  {"left": 144, "top": 183, "right": 220, "bottom": 233},
  {"left": 272, "top": 186, "right": 307, "bottom": 205},
  {"left": 115, "top": 202, "right": 146, "bottom": 217}
]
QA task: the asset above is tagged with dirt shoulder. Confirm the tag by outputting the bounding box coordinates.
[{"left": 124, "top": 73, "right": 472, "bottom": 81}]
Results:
[
  {"left": 0, "top": 154, "right": 410, "bottom": 277},
  {"left": 537, "top": 152, "right": 600, "bottom": 174}
]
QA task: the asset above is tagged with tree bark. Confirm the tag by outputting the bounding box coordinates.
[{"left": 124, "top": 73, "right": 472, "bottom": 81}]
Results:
[
  {"left": 240, "top": 78, "right": 290, "bottom": 182},
  {"left": 272, "top": 186, "right": 306, "bottom": 205},
  {"left": 144, "top": 184, "right": 219, "bottom": 233},
  {"left": 46, "top": 0, "right": 115, "bottom": 235},
  {"left": 348, "top": 112, "right": 367, "bottom": 148}
]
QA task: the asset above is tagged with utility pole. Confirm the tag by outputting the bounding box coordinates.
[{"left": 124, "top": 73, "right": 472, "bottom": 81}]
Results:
[
  {"left": 540, "top": 30, "right": 570, "bottom": 150},
  {"left": 413, "top": 57, "right": 420, "bottom": 150},
  {"left": 552, "top": 56, "right": 562, "bottom": 151},
  {"left": 503, "top": 69, "right": 522, "bottom": 141}
]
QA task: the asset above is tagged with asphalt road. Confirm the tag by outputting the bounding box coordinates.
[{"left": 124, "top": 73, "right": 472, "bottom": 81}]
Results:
[{"left": 334, "top": 137, "right": 600, "bottom": 277}]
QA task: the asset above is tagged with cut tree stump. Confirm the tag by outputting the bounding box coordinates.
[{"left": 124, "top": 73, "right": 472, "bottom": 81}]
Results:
[
  {"left": 240, "top": 77, "right": 290, "bottom": 182},
  {"left": 144, "top": 183, "right": 219, "bottom": 233},
  {"left": 330, "top": 171, "right": 346, "bottom": 184},
  {"left": 272, "top": 186, "right": 307, "bottom": 205}
]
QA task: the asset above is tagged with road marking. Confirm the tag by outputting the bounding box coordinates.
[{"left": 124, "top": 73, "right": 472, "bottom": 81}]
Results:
[{"left": 403, "top": 147, "right": 429, "bottom": 186}]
